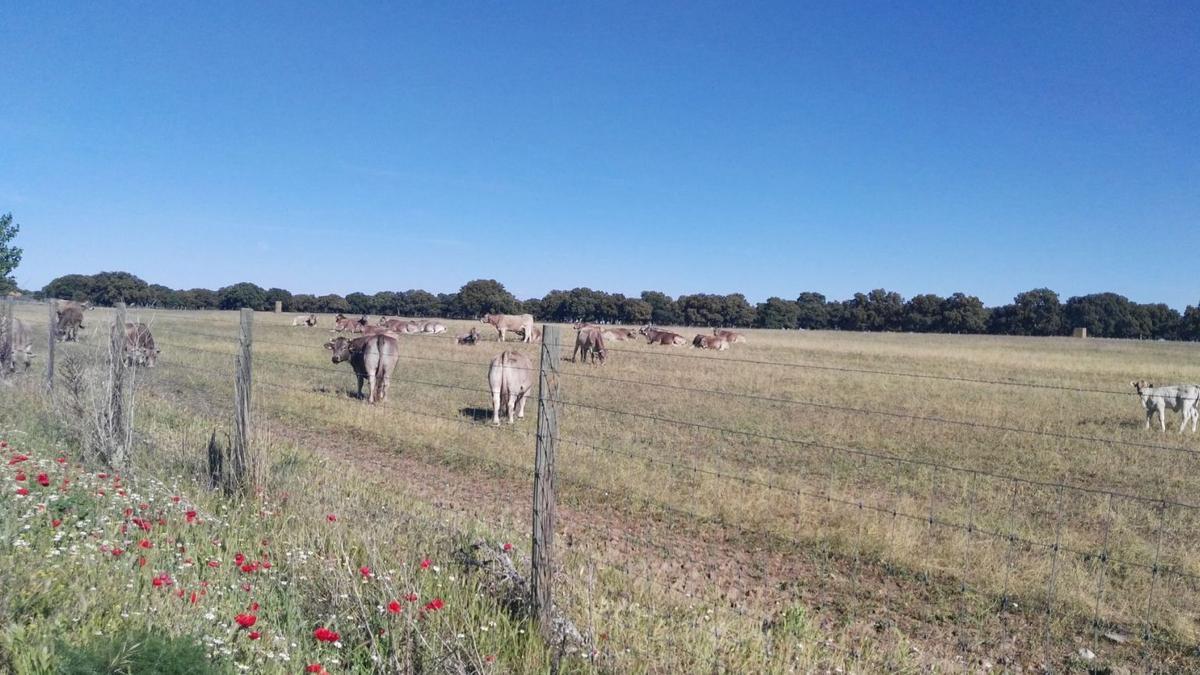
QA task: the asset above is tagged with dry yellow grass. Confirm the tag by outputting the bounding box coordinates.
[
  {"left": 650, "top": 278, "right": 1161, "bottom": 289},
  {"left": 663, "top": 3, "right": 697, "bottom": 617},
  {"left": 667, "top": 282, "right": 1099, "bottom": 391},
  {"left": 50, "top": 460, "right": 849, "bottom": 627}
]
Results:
[{"left": 10, "top": 303, "right": 1200, "bottom": 672}]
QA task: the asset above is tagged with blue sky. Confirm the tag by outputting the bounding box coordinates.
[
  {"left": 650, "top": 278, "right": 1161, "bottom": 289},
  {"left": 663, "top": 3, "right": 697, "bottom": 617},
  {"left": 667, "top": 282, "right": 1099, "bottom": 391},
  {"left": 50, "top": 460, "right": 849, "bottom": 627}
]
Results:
[{"left": 1, "top": 2, "right": 1197, "bottom": 307}]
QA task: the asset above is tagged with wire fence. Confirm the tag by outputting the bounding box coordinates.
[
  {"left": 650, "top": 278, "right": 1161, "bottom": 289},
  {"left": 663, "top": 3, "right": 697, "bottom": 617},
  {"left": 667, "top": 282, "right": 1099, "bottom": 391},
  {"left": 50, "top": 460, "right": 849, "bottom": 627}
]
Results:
[{"left": 13, "top": 302, "right": 1200, "bottom": 671}]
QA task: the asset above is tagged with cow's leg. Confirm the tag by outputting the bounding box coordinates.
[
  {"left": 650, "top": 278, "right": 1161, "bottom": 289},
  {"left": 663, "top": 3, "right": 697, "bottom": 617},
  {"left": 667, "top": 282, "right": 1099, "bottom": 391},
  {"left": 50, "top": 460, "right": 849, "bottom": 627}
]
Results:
[
  {"left": 1158, "top": 406, "right": 1166, "bottom": 432},
  {"left": 367, "top": 370, "right": 378, "bottom": 404},
  {"left": 516, "top": 390, "right": 528, "bottom": 419},
  {"left": 491, "top": 388, "right": 502, "bottom": 425},
  {"left": 356, "top": 374, "right": 366, "bottom": 400}
]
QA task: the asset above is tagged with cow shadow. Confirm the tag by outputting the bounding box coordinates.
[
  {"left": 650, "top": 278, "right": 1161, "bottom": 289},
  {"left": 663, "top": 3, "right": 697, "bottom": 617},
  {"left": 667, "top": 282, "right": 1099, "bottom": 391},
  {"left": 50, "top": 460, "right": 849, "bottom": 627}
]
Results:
[{"left": 459, "top": 406, "right": 492, "bottom": 424}]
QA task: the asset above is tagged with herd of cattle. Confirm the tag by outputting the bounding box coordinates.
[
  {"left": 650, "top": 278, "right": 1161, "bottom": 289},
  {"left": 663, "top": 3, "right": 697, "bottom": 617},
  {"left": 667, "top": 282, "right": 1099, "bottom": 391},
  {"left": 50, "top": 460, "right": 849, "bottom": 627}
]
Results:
[
  {"left": 8, "top": 305, "right": 1194, "bottom": 434},
  {"left": 311, "top": 312, "right": 748, "bottom": 423}
]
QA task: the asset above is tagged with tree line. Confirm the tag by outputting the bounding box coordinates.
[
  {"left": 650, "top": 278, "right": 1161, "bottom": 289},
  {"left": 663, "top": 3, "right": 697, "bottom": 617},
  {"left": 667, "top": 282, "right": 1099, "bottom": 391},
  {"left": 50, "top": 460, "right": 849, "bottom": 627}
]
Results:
[{"left": 31, "top": 270, "right": 1200, "bottom": 341}]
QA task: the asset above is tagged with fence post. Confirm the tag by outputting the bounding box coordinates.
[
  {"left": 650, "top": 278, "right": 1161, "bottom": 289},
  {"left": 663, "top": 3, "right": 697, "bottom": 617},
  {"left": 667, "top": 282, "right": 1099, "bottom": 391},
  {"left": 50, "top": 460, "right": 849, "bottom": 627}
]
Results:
[
  {"left": 108, "top": 302, "right": 129, "bottom": 468},
  {"left": 46, "top": 299, "right": 56, "bottom": 390},
  {"left": 531, "top": 324, "right": 561, "bottom": 636},
  {"left": 1, "top": 297, "right": 12, "bottom": 375},
  {"left": 230, "top": 307, "right": 255, "bottom": 496}
]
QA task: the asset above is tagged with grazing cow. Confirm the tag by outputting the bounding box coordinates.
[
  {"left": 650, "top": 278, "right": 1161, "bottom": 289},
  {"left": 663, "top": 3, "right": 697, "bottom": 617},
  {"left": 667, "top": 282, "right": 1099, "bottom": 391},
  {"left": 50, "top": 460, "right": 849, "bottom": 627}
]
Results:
[
  {"left": 481, "top": 313, "right": 535, "bottom": 342},
  {"left": 123, "top": 322, "right": 160, "bottom": 368},
  {"left": 292, "top": 314, "right": 317, "bottom": 327},
  {"left": 712, "top": 328, "right": 746, "bottom": 344},
  {"left": 1, "top": 318, "right": 34, "bottom": 373},
  {"left": 421, "top": 322, "right": 447, "bottom": 334},
  {"left": 570, "top": 326, "right": 607, "bottom": 364},
  {"left": 1131, "top": 380, "right": 1200, "bottom": 432},
  {"left": 456, "top": 327, "right": 481, "bottom": 345},
  {"left": 639, "top": 325, "right": 686, "bottom": 346},
  {"left": 55, "top": 304, "right": 86, "bottom": 342},
  {"left": 325, "top": 334, "right": 400, "bottom": 404},
  {"left": 693, "top": 334, "right": 729, "bottom": 351},
  {"left": 488, "top": 350, "right": 534, "bottom": 424}
]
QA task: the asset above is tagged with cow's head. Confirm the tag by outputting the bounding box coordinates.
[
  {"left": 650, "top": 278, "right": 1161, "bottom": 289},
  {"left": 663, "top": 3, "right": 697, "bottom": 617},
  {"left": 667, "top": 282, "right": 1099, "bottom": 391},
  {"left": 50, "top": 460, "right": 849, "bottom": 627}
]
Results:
[
  {"left": 325, "top": 337, "right": 355, "bottom": 364},
  {"left": 130, "top": 347, "right": 160, "bottom": 368},
  {"left": 1131, "top": 380, "right": 1152, "bottom": 396},
  {"left": 639, "top": 325, "right": 652, "bottom": 335},
  {"left": 481, "top": 313, "right": 494, "bottom": 325}
]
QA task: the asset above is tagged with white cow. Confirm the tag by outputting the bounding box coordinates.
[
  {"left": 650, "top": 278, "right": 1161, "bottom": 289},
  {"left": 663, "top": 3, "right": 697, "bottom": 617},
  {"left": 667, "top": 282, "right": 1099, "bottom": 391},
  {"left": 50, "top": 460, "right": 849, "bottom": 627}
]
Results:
[
  {"left": 1131, "top": 380, "right": 1200, "bottom": 432},
  {"left": 488, "top": 350, "right": 534, "bottom": 425}
]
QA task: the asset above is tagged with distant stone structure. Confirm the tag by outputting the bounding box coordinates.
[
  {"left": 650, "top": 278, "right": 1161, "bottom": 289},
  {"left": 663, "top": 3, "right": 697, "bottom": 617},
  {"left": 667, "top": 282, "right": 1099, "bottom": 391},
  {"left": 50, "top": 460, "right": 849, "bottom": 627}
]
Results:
[{"left": 1072, "top": 327, "right": 1088, "bottom": 338}]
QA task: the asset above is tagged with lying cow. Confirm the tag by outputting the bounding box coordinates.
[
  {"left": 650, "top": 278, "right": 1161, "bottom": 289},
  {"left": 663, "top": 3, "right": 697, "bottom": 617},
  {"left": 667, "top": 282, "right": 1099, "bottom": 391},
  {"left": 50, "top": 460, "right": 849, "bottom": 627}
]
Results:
[
  {"left": 640, "top": 325, "right": 686, "bottom": 346},
  {"left": 570, "top": 326, "right": 607, "bottom": 364},
  {"left": 488, "top": 350, "right": 534, "bottom": 424},
  {"left": 712, "top": 328, "right": 746, "bottom": 344},
  {"left": 123, "top": 322, "right": 159, "bottom": 368},
  {"left": 1132, "top": 380, "right": 1200, "bottom": 432},
  {"left": 421, "top": 321, "right": 447, "bottom": 335},
  {"left": 333, "top": 315, "right": 368, "bottom": 333},
  {"left": 325, "top": 334, "right": 400, "bottom": 404},
  {"left": 456, "top": 327, "right": 481, "bottom": 345},
  {"left": 693, "top": 334, "right": 729, "bottom": 351},
  {"left": 1, "top": 318, "right": 34, "bottom": 373},
  {"left": 482, "top": 313, "right": 535, "bottom": 343},
  {"left": 292, "top": 314, "right": 318, "bottom": 327},
  {"left": 603, "top": 327, "right": 637, "bottom": 342},
  {"left": 55, "top": 304, "right": 85, "bottom": 342}
]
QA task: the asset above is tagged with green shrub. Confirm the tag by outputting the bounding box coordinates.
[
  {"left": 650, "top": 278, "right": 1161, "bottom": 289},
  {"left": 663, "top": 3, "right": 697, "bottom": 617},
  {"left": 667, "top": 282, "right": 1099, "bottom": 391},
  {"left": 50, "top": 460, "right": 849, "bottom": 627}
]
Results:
[{"left": 55, "top": 632, "right": 225, "bottom": 675}]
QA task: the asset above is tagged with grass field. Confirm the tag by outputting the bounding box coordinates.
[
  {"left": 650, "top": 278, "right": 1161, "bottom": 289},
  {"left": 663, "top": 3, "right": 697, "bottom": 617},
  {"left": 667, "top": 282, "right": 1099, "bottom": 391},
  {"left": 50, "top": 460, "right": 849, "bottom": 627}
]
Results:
[{"left": 4, "top": 303, "right": 1200, "bottom": 673}]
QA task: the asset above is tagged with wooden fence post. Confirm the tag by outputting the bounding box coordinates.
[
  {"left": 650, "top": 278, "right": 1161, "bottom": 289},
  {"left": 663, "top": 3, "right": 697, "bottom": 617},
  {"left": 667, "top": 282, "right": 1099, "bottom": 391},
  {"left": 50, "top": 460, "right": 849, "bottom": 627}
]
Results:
[
  {"left": 1, "top": 297, "right": 12, "bottom": 375},
  {"left": 108, "top": 302, "right": 129, "bottom": 468},
  {"left": 230, "top": 308, "right": 255, "bottom": 496},
  {"left": 531, "top": 324, "right": 561, "bottom": 635},
  {"left": 46, "top": 299, "right": 56, "bottom": 390}
]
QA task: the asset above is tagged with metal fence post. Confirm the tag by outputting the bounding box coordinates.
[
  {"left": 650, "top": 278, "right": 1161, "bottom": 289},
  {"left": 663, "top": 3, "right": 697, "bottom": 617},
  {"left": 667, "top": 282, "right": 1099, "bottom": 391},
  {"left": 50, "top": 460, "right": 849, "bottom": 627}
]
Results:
[
  {"left": 46, "top": 299, "right": 56, "bottom": 390},
  {"left": 231, "top": 307, "right": 255, "bottom": 496},
  {"left": 531, "top": 324, "right": 561, "bottom": 635}
]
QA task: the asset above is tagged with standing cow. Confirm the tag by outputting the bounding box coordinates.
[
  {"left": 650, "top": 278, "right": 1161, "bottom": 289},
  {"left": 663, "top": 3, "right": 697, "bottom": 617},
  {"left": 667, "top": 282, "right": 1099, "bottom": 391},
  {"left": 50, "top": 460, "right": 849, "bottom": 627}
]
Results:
[
  {"left": 123, "top": 322, "right": 160, "bottom": 367},
  {"left": 1, "top": 318, "right": 34, "bottom": 373},
  {"left": 55, "top": 304, "right": 86, "bottom": 342},
  {"left": 325, "top": 334, "right": 400, "bottom": 404},
  {"left": 481, "top": 313, "right": 535, "bottom": 343},
  {"left": 488, "top": 350, "right": 534, "bottom": 425},
  {"left": 570, "top": 326, "right": 607, "bottom": 364}
]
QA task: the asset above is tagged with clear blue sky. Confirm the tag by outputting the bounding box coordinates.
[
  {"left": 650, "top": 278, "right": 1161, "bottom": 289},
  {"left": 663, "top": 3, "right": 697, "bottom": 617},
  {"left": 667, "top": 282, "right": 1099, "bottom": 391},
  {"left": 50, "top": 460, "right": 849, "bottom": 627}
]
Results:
[{"left": 2, "top": 2, "right": 1197, "bottom": 307}]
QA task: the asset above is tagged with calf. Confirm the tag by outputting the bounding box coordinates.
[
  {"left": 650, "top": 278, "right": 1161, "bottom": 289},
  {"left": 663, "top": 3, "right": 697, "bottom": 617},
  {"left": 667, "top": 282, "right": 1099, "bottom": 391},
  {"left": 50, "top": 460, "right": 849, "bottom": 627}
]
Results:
[
  {"left": 639, "top": 325, "right": 686, "bottom": 346},
  {"left": 570, "top": 326, "right": 607, "bottom": 364},
  {"left": 712, "top": 328, "right": 746, "bottom": 344},
  {"left": 488, "top": 350, "right": 534, "bottom": 424},
  {"left": 456, "top": 327, "right": 481, "bottom": 345},
  {"left": 1131, "top": 380, "right": 1200, "bottom": 432},
  {"left": 325, "top": 334, "right": 400, "bottom": 404},
  {"left": 482, "top": 313, "right": 535, "bottom": 342},
  {"left": 123, "top": 322, "right": 160, "bottom": 368},
  {"left": 693, "top": 334, "right": 729, "bottom": 351}
]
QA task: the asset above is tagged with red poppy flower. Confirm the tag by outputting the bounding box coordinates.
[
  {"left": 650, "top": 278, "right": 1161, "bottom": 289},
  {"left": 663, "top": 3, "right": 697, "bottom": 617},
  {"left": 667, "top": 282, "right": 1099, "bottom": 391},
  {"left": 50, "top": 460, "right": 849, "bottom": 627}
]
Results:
[
  {"left": 260, "top": 560, "right": 271, "bottom": 569},
  {"left": 388, "top": 600, "right": 402, "bottom": 614},
  {"left": 240, "top": 562, "right": 259, "bottom": 573},
  {"left": 138, "top": 502, "right": 149, "bottom": 510},
  {"left": 419, "top": 559, "right": 431, "bottom": 570},
  {"left": 326, "top": 514, "right": 337, "bottom": 522},
  {"left": 207, "top": 560, "right": 220, "bottom": 568},
  {"left": 16, "top": 487, "right": 29, "bottom": 496},
  {"left": 235, "top": 613, "right": 257, "bottom": 628},
  {"left": 190, "top": 591, "right": 198, "bottom": 604},
  {"left": 55, "top": 456, "right": 66, "bottom": 464},
  {"left": 171, "top": 495, "right": 181, "bottom": 503},
  {"left": 305, "top": 666, "right": 324, "bottom": 674},
  {"left": 240, "top": 583, "right": 252, "bottom": 592},
  {"left": 359, "top": 565, "right": 371, "bottom": 578},
  {"left": 123, "top": 507, "right": 133, "bottom": 517},
  {"left": 36, "top": 473, "right": 49, "bottom": 487},
  {"left": 132, "top": 517, "right": 152, "bottom": 532},
  {"left": 185, "top": 511, "right": 197, "bottom": 524},
  {"left": 234, "top": 552, "right": 246, "bottom": 565},
  {"left": 152, "top": 573, "right": 173, "bottom": 587},
  {"left": 404, "top": 593, "right": 418, "bottom": 602},
  {"left": 247, "top": 631, "right": 260, "bottom": 640},
  {"left": 111, "top": 548, "right": 124, "bottom": 557},
  {"left": 7, "top": 453, "right": 27, "bottom": 465},
  {"left": 138, "top": 556, "right": 147, "bottom": 568},
  {"left": 138, "top": 539, "right": 152, "bottom": 549},
  {"left": 313, "top": 626, "right": 340, "bottom": 643},
  {"left": 14, "top": 471, "right": 26, "bottom": 482},
  {"left": 502, "top": 542, "right": 513, "bottom": 552},
  {"left": 51, "top": 518, "right": 61, "bottom": 528},
  {"left": 97, "top": 472, "right": 108, "bottom": 479},
  {"left": 423, "top": 598, "right": 444, "bottom": 612}
]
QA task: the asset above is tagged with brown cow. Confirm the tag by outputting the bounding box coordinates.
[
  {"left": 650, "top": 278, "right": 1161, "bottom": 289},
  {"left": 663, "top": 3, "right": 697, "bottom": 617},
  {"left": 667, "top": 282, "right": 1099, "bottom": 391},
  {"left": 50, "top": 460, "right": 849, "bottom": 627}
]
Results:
[
  {"left": 349, "top": 316, "right": 371, "bottom": 333},
  {"left": 1, "top": 318, "right": 34, "bottom": 373},
  {"left": 55, "top": 304, "right": 85, "bottom": 342},
  {"left": 123, "top": 322, "right": 160, "bottom": 367},
  {"left": 602, "top": 327, "right": 637, "bottom": 342},
  {"left": 570, "top": 326, "right": 607, "bottom": 364},
  {"left": 481, "top": 313, "right": 535, "bottom": 342},
  {"left": 488, "top": 350, "right": 534, "bottom": 424},
  {"left": 712, "top": 328, "right": 746, "bottom": 344},
  {"left": 456, "top": 327, "right": 481, "bottom": 345},
  {"left": 324, "top": 334, "right": 400, "bottom": 404},
  {"left": 639, "top": 325, "right": 686, "bottom": 346},
  {"left": 693, "top": 333, "right": 728, "bottom": 351},
  {"left": 379, "top": 318, "right": 408, "bottom": 332}
]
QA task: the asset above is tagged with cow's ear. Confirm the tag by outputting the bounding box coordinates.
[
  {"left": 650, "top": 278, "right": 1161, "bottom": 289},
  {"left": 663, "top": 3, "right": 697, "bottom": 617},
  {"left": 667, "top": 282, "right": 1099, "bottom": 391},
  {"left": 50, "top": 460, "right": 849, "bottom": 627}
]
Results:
[{"left": 323, "top": 342, "right": 334, "bottom": 350}]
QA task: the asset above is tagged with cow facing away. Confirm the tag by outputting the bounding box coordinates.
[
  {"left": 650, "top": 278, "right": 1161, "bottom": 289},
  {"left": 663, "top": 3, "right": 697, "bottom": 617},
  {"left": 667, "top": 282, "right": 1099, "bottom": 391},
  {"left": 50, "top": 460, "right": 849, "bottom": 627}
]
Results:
[
  {"left": 639, "top": 325, "right": 686, "bottom": 346},
  {"left": 712, "top": 328, "right": 746, "bottom": 344},
  {"left": 1, "top": 318, "right": 34, "bottom": 373},
  {"left": 325, "top": 334, "right": 400, "bottom": 404},
  {"left": 488, "top": 350, "right": 534, "bottom": 424},
  {"left": 693, "top": 334, "right": 729, "bottom": 351},
  {"left": 570, "top": 326, "right": 607, "bottom": 364},
  {"left": 123, "top": 322, "right": 159, "bottom": 368},
  {"left": 1131, "top": 380, "right": 1200, "bottom": 432},
  {"left": 481, "top": 313, "right": 535, "bottom": 342}
]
